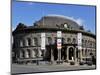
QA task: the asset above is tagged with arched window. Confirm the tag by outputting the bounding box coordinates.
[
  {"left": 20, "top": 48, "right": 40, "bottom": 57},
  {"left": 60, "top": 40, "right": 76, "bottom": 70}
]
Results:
[
  {"left": 82, "top": 39, "right": 84, "bottom": 47},
  {"left": 73, "top": 38, "right": 76, "bottom": 44},
  {"left": 93, "top": 42, "right": 95, "bottom": 48},
  {"left": 82, "top": 49, "right": 84, "bottom": 56},
  {"left": 62, "top": 38, "right": 66, "bottom": 44},
  {"left": 91, "top": 41, "right": 93, "bottom": 48},
  {"left": 20, "top": 40, "right": 22, "bottom": 47},
  {"left": 85, "top": 40, "right": 87, "bottom": 47},
  {"left": 34, "top": 37, "right": 38, "bottom": 46},
  {"left": 90, "top": 41, "right": 92, "bottom": 48},
  {"left": 47, "top": 37, "right": 52, "bottom": 45},
  {"left": 34, "top": 48, "right": 38, "bottom": 57},
  {"left": 69, "top": 47, "right": 74, "bottom": 60},
  {"left": 24, "top": 50, "right": 29, "bottom": 58},
  {"left": 15, "top": 39, "right": 19, "bottom": 47},
  {"left": 31, "top": 50, "right": 36, "bottom": 58},
  {"left": 27, "top": 38, "right": 31, "bottom": 46},
  {"left": 67, "top": 38, "right": 71, "bottom": 43},
  {"left": 88, "top": 40, "right": 90, "bottom": 48},
  {"left": 85, "top": 49, "right": 87, "bottom": 56},
  {"left": 94, "top": 42, "right": 96, "bottom": 48},
  {"left": 27, "top": 49, "right": 31, "bottom": 58},
  {"left": 20, "top": 50, "right": 24, "bottom": 58},
  {"left": 54, "top": 37, "right": 57, "bottom": 44}
]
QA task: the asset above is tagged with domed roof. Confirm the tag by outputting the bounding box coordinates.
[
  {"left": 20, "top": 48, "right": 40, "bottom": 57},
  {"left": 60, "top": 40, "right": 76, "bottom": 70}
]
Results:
[
  {"left": 13, "top": 15, "right": 95, "bottom": 38},
  {"left": 35, "top": 15, "right": 81, "bottom": 30}
]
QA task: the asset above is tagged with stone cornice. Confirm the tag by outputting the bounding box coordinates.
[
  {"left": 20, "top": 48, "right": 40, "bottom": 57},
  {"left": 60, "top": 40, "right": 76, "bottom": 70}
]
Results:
[{"left": 12, "top": 27, "right": 96, "bottom": 39}]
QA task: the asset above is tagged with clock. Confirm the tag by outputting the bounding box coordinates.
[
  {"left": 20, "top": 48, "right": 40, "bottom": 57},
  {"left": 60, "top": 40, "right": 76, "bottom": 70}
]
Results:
[{"left": 64, "top": 23, "right": 68, "bottom": 28}]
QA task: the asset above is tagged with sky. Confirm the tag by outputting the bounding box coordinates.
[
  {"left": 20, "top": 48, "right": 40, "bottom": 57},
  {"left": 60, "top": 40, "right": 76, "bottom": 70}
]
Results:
[{"left": 12, "top": 1, "right": 96, "bottom": 34}]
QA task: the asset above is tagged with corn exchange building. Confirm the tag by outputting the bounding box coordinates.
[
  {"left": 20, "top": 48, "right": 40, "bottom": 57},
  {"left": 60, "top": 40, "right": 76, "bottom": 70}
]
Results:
[{"left": 12, "top": 15, "right": 96, "bottom": 65}]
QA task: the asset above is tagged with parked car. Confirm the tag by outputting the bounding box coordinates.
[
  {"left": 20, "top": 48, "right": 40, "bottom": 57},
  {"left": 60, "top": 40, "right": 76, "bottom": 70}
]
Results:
[
  {"left": 80, "top": 57, "right": 93, "bottom": 66},
  {"left": 92, "top": 56, "right": 96, "bottom": 65},
  {"left": 79, "top": 61, "right": 85, "bottom": 65},
  {"left": 69, "top": 60, "right": 75, "bottom": 65}
]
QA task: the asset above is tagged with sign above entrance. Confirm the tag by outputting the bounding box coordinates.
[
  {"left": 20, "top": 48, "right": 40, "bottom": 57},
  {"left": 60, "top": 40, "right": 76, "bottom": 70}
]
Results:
[{"left": 41, "top": 33, "right": 46, "bottom": 50}]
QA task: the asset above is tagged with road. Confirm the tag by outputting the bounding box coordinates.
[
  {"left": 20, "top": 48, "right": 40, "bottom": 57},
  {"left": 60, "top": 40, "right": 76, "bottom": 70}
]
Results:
[{"left": 11, "top": 63, "right": 96, "bottom": 74}]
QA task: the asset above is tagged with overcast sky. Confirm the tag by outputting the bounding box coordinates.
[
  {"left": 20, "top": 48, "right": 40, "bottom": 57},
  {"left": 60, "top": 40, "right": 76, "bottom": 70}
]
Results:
[{"left": 12, "top": 1, "right": 96, "bottom": 34}]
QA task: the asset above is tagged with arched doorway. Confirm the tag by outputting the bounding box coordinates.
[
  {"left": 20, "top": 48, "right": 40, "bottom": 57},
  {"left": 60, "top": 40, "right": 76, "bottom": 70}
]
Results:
[
  {"left": 69, "top": 47, "right": 74, "bottom": 60},
  {"left": 61, "top": 46, "right": 67, "bottom": 60}
]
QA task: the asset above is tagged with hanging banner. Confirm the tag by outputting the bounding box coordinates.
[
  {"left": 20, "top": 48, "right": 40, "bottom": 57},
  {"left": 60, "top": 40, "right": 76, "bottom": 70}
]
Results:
[
  {"left": 57, "top": 31, "right": 62, "bottom": 38},
  {"left": 41, "top": 33, "right": 46, "bottom": 50},
  {"left": 77, "top": 33, "right": 82, "bottom": 49},
  {"left": 57, "top": 38, "right": 62, "bottom": 49},
  {"left": 57, "top": 31, "right": 62, "bottom": 49}
]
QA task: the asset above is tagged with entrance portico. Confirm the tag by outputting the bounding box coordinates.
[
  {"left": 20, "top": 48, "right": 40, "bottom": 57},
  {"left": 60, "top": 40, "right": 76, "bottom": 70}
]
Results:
[
  {"left": 66, "top": 46, "right": 77, "bottom": 62},
  {"left": 46, "top": 44, "right": 78, "bottom": 63}
]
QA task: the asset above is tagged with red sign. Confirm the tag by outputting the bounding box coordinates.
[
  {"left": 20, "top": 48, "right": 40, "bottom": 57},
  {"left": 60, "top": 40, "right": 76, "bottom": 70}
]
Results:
[{"left": 57, "top": 39, "right": 62, "bottom": 49}]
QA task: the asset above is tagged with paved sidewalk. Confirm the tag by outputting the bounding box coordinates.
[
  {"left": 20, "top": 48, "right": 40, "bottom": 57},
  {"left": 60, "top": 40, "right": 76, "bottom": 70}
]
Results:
[{"left": 11, "top": 62, "right": 96, "bottom": 74}]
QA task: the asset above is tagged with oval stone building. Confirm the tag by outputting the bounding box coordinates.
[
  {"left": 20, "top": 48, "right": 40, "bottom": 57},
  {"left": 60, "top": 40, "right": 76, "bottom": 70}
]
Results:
[{"left": 12, "top": 15, "right": 96, "bottom": 64}]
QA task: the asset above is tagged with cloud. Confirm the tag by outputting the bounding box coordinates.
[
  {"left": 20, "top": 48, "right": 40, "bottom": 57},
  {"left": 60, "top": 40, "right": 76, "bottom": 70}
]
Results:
[
  {"left": 12, "top": 27, "right": 16, "bottom": 31},
  {"left": 28, "top": 2, "right": 36, "bottom": 5},
  {"left": 28, "top": 2, "right": 33, "bottom": 5},
  {"left": 46, "top": 14, "right": 84, "bottom": 26},
  {"left": 75, "top": 18, "right": 84, "bottom": 26},
  {"left": 66, "top": 17, "right": 84, "bottom": 26}
]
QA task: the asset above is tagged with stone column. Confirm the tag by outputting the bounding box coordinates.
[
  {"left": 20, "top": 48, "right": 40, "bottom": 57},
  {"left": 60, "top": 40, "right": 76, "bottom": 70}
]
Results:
[
  {"left": 78, "top": 49, "right": 80, "bottom": 62},
  {"left": 20, "top": 41, "right": 23, "bottom": 47},
  {"left": 38, "top": 47, "right": 41, "bottom": 57},
  {"left": 57, "top": 49, "right": 61, "bottom": 63},
  {"left": 19, "top": 50, "right": 22, "bottom": 58},
  {"left": 87, "top": 49, "right": 88, "bottom": 56},
  {"left": 25, "top": 39, "right": 28, "bottom": 46},
  {"left": 74, "top": 48, "right": 76, "bottom": 62},
  {"left": 51, "top": 48, "right": 54, "bottom": 64},
  {"left": 16, "top": 50, "right": 19, "bottom": 58},
  {"left": 79, "top": 49, "right": 82, "bottom": 62},
  {"left": 24, "top": 50, "right": 29, "bottom": 58},
  {"left": 82, "top": 49, "right": 83, "bottom": 57},
  {"left": 85, "top": 49, "right": 87, "bottom": 57},
  {"left": 65, "top": 48, "right": 67, "bottom": 61},
  {"left": 88, "top": 49, "right": 90, "bottom": 56},
  {"left": 67, "top": 47, "right": 69, "bottom": 61},
  {"left": 30, "top": 38, "right": 33, "bottom": 46},
  {"left": 84, "top": 49, "right": 85, "bottom": 57},
  {"left": 30, "top": 50, "right": 33, "bottom": 58}
]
